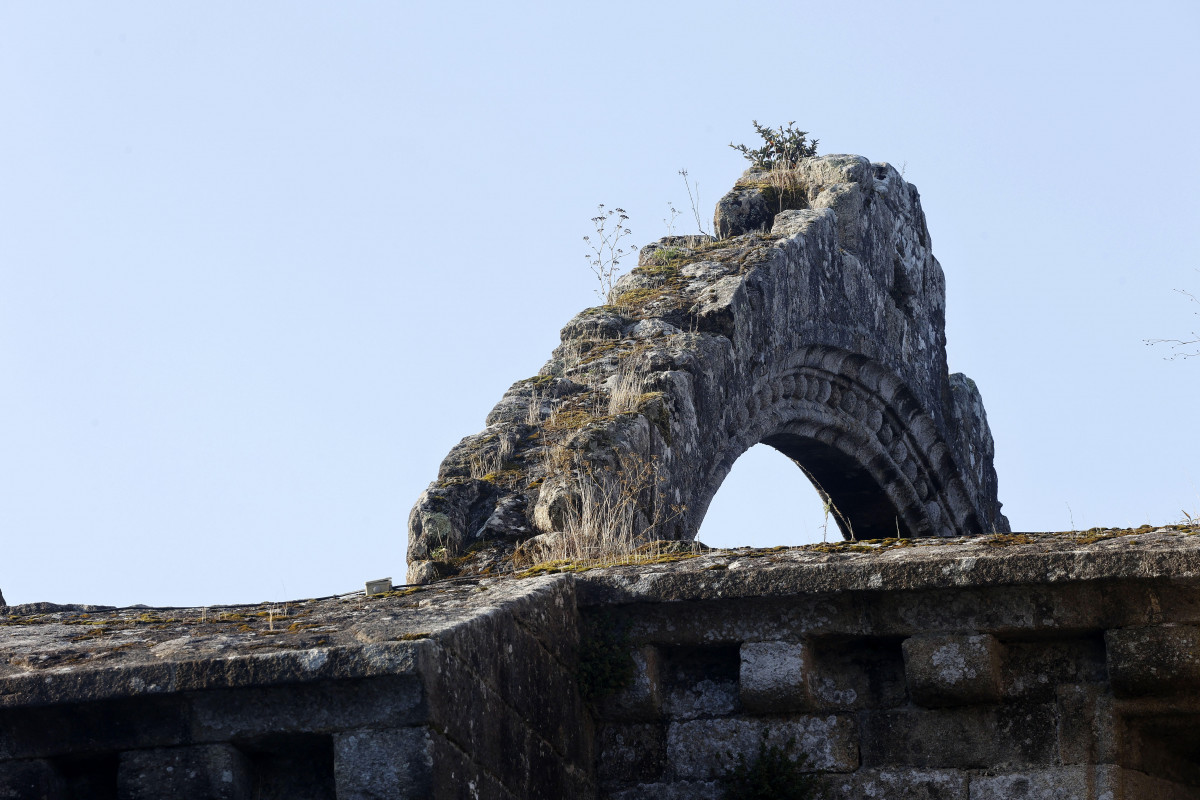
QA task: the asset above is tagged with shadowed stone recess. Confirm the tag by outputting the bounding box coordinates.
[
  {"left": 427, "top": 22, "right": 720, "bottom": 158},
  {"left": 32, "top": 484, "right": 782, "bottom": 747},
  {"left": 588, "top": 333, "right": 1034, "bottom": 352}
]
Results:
[{"left": 407, "top": 154, "right": 1008, "bottom": 583}]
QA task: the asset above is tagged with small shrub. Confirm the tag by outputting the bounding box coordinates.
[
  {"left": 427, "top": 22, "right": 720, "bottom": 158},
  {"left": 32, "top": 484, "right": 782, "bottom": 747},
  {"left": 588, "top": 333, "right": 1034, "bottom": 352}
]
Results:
[
  {"left": 722, "top": 735, "right": 816, "bottom": 800},
  {"left": 730, "top": 121, "right": 819, "bottom": 170}
]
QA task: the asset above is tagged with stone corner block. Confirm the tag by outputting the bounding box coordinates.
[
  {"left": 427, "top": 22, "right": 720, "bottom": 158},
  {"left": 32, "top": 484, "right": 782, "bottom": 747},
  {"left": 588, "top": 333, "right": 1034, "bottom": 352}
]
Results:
[
  {"left": 117, "top": 744, "right": 251, "bottom": 800},
  {"left": 334, "top": 726, "right": 433, "bottom": 800},
  {"left": 597, "top": 645, "right": 662, "bottom": 722},
  {"left": 1105, "top": 624, "right": 1200, "bottom": 698},
  {"left": 902, "top": 633, "right": 1002, "bottom": 707},
  {"left": 739, "top": 640, "right": 815, "bottom": 713}
]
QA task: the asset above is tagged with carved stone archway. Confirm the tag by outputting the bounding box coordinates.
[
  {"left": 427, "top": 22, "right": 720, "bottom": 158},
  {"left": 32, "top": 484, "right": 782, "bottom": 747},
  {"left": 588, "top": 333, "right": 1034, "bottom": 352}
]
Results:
[{"left": 407, "top": 155, "right": 1008, "bottom": 582}]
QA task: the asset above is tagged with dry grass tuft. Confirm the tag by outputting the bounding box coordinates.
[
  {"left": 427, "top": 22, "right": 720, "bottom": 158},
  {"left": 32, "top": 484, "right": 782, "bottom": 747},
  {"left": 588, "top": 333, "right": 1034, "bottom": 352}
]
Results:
[
  {"left": 518, "top": 452, "right": 687, "bottom": 570},
  {"left": 607, "top": 360, "right": 645, "bottom": 416},
  {"left": 469, "top": 434, "right": 515, "bottom": 480}
]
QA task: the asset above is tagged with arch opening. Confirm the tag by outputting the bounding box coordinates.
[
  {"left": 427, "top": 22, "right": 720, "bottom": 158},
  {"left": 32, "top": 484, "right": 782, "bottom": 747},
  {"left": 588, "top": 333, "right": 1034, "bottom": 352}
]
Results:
[
  {"left": 760, "top": 431, "right": 916, "bottom": 541},
  {"left": 696, "top": 444, "right": 834, "bottom": 549}
]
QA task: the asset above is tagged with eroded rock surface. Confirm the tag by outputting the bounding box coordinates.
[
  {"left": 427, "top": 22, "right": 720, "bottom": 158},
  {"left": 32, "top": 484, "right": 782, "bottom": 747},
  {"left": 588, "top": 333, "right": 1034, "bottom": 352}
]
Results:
[{"left": 408, "top": 155, "right": 1008, "bottom": 583}]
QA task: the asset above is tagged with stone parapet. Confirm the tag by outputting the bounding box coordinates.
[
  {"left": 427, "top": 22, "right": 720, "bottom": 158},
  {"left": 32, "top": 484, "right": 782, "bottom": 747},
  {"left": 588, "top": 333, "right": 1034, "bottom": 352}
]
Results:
[{"left": 1, "top": 529, "right": 1199, "bottom": 797}]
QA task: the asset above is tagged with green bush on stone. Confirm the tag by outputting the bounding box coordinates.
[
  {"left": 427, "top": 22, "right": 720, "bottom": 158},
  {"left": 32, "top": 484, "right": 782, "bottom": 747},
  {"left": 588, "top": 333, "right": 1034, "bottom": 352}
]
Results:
[{"left": 729, "top": 121, "right": 819, "bottom": 170}]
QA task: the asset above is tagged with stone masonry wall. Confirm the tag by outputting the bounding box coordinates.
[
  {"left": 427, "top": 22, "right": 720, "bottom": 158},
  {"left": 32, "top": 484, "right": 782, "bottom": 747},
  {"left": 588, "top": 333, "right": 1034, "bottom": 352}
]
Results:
[
  {"left": 0, "top": 577, "right": 592, "bottom": 799},
  {"left": 1, "top": 529, "right": 1199, "bottom": 798},
  {"left": 580, "top": 532, "right": 1200, "bottom": 799}
]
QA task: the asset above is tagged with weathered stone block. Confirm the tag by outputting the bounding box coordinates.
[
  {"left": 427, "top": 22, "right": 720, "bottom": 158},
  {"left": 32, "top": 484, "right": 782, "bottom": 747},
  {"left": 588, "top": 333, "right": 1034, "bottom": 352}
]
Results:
[
  {"left": 427, "top": 732, "right": 519, "bottom": 800},
  {"left": 436, "top": 596, "right": 588, "bottom": 758},
  {"left": 966, "top": 766, "right": 1150, "bottom": 800},
  {"left": 419, "top": 643, "right": 534, "bottom": 790},
  {"left": 523, "top": 727, "right": 597, "bottom": 800},
  {"left": 821, "top": 768, "right": 968, "bottom": 800},
  {"left": 809, "top": 637, "right": 908, "bottom": 710},
  {"left": 1116, "top": 765, "right": 1199, "bottom": 800},
  {"left": 869, "top": 585, "right": 1101, "bottom": 639},
  {"left": 860, "top": 704, "right": 1057, "bottom": 769},
  {"left": 1001, "top": 638, "right": 1107, "bottom": 701},
  {"left": 189, "top": 676, "right": 425, "bottom": 741},
  {"left": 739, "top": 640, "right": 814, "bottom": 712},
  {"left": 660, "top": 645, "right": 739, "bottom": 720},
  {"left": 597, "top": 645, "right": 662, "bottom": 722},
  {"left": 597, "top": 723, "right": 666, "bottom": 787},
  {"left": 666, "top": 715, "right": 858, "bottom": 779},
  {"left": 1105, "top": 624, "right": 1200, "bottom": 697},
  {"left": 903, "top": 633, "right": 1002, "bottom": 707},
  {"left": 612, "top": 595, "right": 865, "bottom": 647},
  {"left": 0, "top": 696, "right": 190, "bottom": 760},
  {"left": 0, "top": 759, "right": 64, "bottom": 800},
  {"left": 333, "top": 727, "right": 432, "bottom": 800},
  {"left": 1055, "top": 683, "right": 1119, "bottom": 765},
  {"left": 117, "top": 744, "right": 251, "bottom": 800}
]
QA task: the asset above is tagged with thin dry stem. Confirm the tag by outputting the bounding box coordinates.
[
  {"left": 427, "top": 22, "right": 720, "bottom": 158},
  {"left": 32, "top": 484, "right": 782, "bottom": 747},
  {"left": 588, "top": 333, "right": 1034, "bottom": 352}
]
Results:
[
  {"left": 526, "top": 390, "right": 542, "bottom": 427},
  {"left": 767, "top": 166, "right": 806, "bottom": 213}
]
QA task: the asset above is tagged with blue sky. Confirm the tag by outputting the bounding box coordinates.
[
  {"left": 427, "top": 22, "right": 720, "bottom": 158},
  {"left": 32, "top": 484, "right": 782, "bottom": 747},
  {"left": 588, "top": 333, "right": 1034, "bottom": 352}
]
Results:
[{"left": 3, "top": 1, "right": 1198, "bottom": 607}]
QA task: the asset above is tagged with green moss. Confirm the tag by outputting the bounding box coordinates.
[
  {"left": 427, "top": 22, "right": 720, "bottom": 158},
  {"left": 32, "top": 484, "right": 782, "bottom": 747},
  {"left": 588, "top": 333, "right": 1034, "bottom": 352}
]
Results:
[
  {"left": 519, "top": 374, "right": 557, "bottom": 389},
  {"left": 614, "top": 285, "right": 664, "bottom": 307},
  {"left": 479, "top": 468, "right": 523, "bottom": 486},
  {"left": 634, "top": 256, "right": 686, "bottom": 277},
  {"left": 371, "top": 587, "right": 424, "bottom": 599},
  {"left": 983, "top": 533, "right": 1036, "bottom": 547},
  {"left": 543, "top": 409, "right": 597, "bottom": 432}
]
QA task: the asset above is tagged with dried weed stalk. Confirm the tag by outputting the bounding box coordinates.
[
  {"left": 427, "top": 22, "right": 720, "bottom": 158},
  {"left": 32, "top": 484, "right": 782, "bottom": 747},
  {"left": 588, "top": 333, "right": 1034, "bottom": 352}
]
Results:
[
  {"left": 607, "top": 359, "right": 645, "bottom": 416},
  {"left": 526, "top": 451, "right": 687, "bottom": 567}
]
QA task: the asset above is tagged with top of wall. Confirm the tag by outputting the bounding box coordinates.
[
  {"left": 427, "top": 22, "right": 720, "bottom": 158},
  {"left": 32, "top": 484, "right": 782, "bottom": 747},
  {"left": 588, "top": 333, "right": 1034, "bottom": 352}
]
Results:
[{"left": 1, "top": 527, "right": 1197, "bottom": 710}]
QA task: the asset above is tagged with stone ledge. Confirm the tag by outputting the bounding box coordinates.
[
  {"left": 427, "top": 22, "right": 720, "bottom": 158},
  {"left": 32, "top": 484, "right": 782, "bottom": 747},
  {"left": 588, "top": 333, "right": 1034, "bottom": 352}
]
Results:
[{"left": 575, "top": 530, "right": 1200, "bottom": 605}]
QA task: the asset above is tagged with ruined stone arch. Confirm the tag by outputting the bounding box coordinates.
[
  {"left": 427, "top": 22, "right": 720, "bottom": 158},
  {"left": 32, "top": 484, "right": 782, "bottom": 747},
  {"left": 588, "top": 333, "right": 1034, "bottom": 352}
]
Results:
[
  {"left": 696, "top": 346, "right": 983, "bottom": 542},
  {"left": 407, "top": 154, "right": 1008, "bottom": 583}
]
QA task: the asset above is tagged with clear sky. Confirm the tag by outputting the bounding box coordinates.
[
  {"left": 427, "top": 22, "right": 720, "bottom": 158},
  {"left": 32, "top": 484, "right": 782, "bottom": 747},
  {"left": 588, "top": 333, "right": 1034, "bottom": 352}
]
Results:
[{"left": 3, "top": 1, "right": 1198, "bottom": 607}]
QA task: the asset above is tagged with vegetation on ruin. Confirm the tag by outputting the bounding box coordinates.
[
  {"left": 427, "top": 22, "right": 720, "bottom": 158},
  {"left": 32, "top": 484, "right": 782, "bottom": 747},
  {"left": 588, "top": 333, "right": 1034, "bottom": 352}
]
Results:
[
  {"left": 729, "top": 121, "right": 819, "bottom": 170},
  {"left": 583, "top": 205, "right": 637, "bottom": 301},
  {"left": 721, "top": 735, "right": 816, "bottom": 800}
]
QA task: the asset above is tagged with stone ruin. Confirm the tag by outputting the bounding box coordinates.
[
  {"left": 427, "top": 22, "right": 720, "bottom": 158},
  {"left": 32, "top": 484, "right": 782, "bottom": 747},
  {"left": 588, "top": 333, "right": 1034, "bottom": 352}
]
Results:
[
  {"left": 5, "top": 155, "right": 1200, "bottom": 799},
  {"left": 408, "top": 154, "right": 1009, "bottom": 583}
]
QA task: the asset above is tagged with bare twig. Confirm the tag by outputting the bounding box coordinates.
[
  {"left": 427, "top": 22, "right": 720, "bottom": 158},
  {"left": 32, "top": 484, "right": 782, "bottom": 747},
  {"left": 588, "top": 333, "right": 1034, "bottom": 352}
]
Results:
[
  {"left": 679, "top": 169, "right": 710, "bottom": 237},
  {"left": 1145, "top": 288, "right": 1200, "bottom": 360}
]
